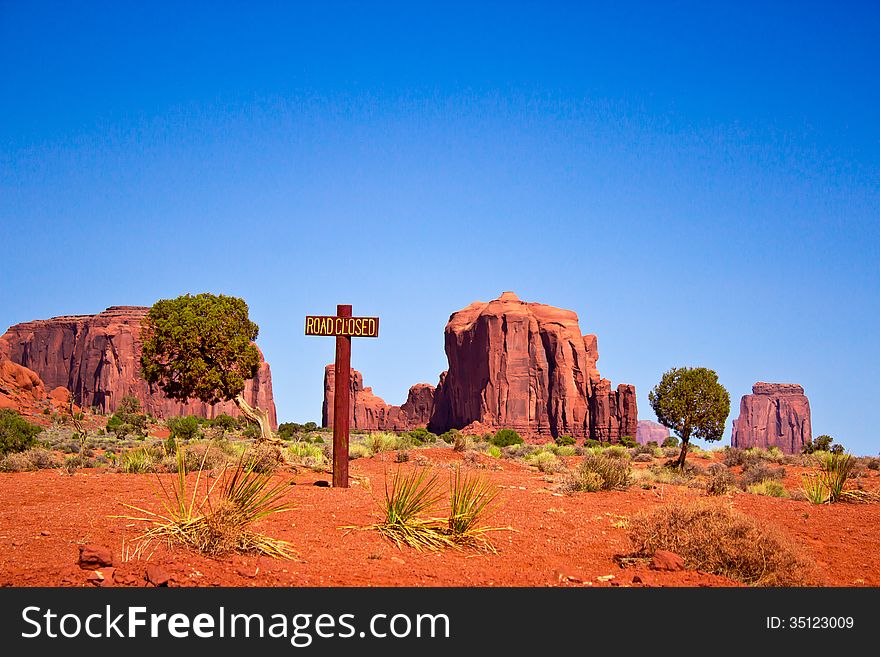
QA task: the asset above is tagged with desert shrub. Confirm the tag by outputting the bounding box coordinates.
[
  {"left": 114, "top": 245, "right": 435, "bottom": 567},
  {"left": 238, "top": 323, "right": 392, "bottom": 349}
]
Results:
[
  {"left": 661, "top": 436, "right": 679, "bottom": 448},
  {"left": 487, "top": 445, "right": 501, "bottom": 458},
  {"left": 286, "top": 441, "right": 326, "bottom": 469},
  {"left": 627, "top": 501, "right": 810, "bottom": 585},
  {"left": 740, "top": 463, "right": 786, "bottom": 487},
  {"left": 747, "top": 479, "right": 789, "bottom": 498},
  {"left": 526, "top": 450, "right": 565, "bottom": 474},
  {"left": 349, "top": 443, "right": 371, "bottom": 460},
  {"left": 167, "top": 416, "right": 201, "bottom": 442},
  {"left": 630, "top": 443, "right": 654, "bottom": 456},
  {"left": 865, "top": 457, "right": 880, "bottom": 471},
  {"left": 371, "top": 467, "right": 449, "bottom": 550},
  {"left": 491, "top": 429, "right": 524, "bottom": 448},
  {"left": 603, "top": 445, "right": 630, "bottom": 460},
  {"left": 633, "top": 453, "right": 653, "bottom": 463},
  {"left": 561, "top": 470, "right": 604, "bottom": 494},
  {"left": 705, "top": 463, "right": 735, "bottom": 496},
  {"left": 501, "top": 443, "right": 536, "bottom": 459},
  {"left": 662, "top": 446, "right": 679, "bottom": 458},
  {"left": 647, "top": 463, "right": 696, "bottom": 486},
  {"left": 179, "top": 441, "right": 236, "bottom": 472},
  {"left": 395, "top": 450, "right": 409, "bottom": 463},
  {"left": 438, "top": 429, "right": 460, "bottom": 445},
  {"left": 452, "top": 433, "right": 469, "bottom": 452},
  {"left": 565, "top": 453, "right": 631, "bottom": 493},
  {"left": 619, "top": 435, "right": 637, "bottom": 448},
  {"left": 406, "top": 427, "right": 437, "bottom": 445},
  {"left": 120, "top": 447, "right": 156, "bottom": 473},
  {"left": 584, "top": 439, "right": 601, "bottom": 448},
  {"left": 447, "top": 466, "right": 499, "bottom": 550},
  {"left": 555, "top": 435, "right": 576, "bottom": 447},
  {"left": 550, "top": 445, "right": 576, "bottom": 457},
  {"left": 0, "top": 410, "right": 42, "bottom": 455},
  {"left": 245, "top": 443, "right": 284, "bottom": 473},
  {"left": 0, "top": 451, "right": 35, "bottom": 472},
  {"left": 365, "top": 432, "right": 398, "bottom": 454}
]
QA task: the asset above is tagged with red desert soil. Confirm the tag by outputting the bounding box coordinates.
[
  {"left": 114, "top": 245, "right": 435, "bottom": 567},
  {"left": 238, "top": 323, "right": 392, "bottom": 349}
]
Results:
[{"left": 1, "top": 448, "right": 878, "bottom": 588}]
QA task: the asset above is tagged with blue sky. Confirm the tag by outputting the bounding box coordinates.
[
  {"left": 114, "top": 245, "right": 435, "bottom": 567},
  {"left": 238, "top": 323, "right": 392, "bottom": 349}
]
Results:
[{"left": 1, "top": 1, "right": 878, "bottom": 454}]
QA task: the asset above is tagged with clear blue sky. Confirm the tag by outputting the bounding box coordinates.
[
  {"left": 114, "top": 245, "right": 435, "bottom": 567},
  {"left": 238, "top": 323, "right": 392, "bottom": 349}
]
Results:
[{"left": 1, "top": 2, "right": 878, "bottom": 454}]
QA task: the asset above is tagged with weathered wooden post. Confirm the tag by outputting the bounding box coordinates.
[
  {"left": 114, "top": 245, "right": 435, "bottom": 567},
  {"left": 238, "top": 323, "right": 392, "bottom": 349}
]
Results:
[{"left": 305, "top": 307, "right": 380, "bottom": 488}]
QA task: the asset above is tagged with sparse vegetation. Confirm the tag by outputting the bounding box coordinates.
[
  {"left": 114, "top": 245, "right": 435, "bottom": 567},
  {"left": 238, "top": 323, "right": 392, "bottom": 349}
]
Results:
[
  {"left": 627, "top": 501, "right": 811, "bottom": 585},
  {"left": 447, "top": 466, "right": 499, "bottom": 550}
]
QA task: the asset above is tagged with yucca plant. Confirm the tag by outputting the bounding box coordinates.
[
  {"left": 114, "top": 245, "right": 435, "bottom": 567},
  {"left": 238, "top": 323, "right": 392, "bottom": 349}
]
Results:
[
  {"left": 801, "top": 452, "right": 855, "bottom": 504},
  {"left": 820, "top": 452, "right": 853, "bottom": 502},
  {"left": 122, "top": 446, "right": 293, "bottom": 558},
  {"left": 447, "top": 466, "right": 499, "bottom": 551},
  {"left": 372, "top": 467, "right": 451, "bottom": 550}
]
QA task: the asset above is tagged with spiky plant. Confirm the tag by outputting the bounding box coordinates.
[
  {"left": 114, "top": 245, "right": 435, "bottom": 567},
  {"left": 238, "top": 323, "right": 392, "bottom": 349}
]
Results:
[
  {"left": 374, "top": 467, "right": 451, "bottom": 550},
  {"left": 447, "top": 466, "right": 499, "bottom": 551},
  {"left": 122, "top": 446, "right": 293, "bottom": 558}
]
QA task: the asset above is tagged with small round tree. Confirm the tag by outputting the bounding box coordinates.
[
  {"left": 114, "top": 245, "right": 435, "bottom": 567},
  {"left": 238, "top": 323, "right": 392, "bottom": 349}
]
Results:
[
  {"left": 140, "top": 293, "right": 275, "bottom": 442},
  {"left": 648, "top": 367, "right": 730, "bottom": 469}
]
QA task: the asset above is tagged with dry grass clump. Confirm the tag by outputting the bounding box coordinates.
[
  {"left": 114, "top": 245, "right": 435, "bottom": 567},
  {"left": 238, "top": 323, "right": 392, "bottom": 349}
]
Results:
[
  {"left": 562, "top": 453, "right": 631, "bottom": 493},
  {"left": 0, "top": 447, "right": 60, "bottom": 472},
  {"left": 705, "top": 463, "right": 735, "bottom": 496},
  {"left": 627, "top": 501, "right": 811, "bottom": 586},
  {"left": 123, "top": 448, "right": 293, "bottom": 558}
]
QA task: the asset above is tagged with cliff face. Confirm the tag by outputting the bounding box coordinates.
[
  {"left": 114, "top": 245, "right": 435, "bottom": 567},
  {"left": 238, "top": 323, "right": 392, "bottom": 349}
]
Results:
[
  {"left": 321, "top": 292, "right": 637, "bottom": 442},
  {"left": 0, "top": 306, "right": 277, "bottom": 428},
  {"left": 731, "top": 382, "right": 811, "bottom": 454}
]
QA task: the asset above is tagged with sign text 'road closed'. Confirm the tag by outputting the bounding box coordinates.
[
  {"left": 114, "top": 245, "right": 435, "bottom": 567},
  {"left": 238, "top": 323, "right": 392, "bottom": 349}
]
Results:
[{"left": 304, "top": 315, "right": 380, "bottom": 338}]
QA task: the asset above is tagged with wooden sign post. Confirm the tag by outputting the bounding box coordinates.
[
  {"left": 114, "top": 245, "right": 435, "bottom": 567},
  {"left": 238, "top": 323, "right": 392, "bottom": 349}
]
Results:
[{"left": 305, "top": 306, "right": 379, "bottom": 488}]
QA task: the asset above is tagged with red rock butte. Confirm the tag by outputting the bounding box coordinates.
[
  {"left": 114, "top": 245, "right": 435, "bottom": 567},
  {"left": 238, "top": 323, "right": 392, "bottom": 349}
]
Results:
[
  {"left": 0, "top": 306, "right": 277, "bottom": 427},
  {"left": 324, "top": 292, "right": 637, "bottom": 442},
  {"left": 731, "top": 382, "right": 811, "bottom": 454}
]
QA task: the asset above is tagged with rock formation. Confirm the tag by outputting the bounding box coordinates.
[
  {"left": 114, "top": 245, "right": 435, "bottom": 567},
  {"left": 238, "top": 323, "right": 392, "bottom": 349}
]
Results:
[
  {"left": 731, "top": 382, "right": 811, "bottom": 454},
  {"left": 0, "top": 355, "right": 48, "bottom": 413},
  {"left": 428, "top": 292, "right": 636, "bottom": 440},
  {"left": 321, "top": 292, "right": 637, "bottom": 442},
  {"left": 636, "top": 419, "right": 669, "bottom": 445},
  {"left": 322, "top": 365, "right": 434, "bottom": 432},
  {"left": 0, "top": 306, "right": 277, "bottom": 427}
]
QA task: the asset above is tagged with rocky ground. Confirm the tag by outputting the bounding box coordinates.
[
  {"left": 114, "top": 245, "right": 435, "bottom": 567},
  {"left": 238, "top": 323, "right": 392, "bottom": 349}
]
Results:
[{"left": 1, "top": 446, "right": 878, "bottom": 588}]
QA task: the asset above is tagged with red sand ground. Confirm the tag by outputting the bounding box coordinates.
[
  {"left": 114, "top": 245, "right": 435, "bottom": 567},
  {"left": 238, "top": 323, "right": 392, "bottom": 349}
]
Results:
[{"left": 1, "top": 448, "right": 878, "bottom": 588}]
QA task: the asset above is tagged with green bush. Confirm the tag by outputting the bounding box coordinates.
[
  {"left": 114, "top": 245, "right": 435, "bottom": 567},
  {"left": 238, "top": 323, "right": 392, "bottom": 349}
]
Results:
[
  {"left": 209, "top": 414, "right": 241, "bottom": 434},
  {"left": 439, "top": 429, "right": 461, "bottom": 445},
  {"left": 555, "top": 435, "right": 576, "bottom": 446},
  {"left": 661, "top": 436, "right": 679, "bottom": 448},
  {"left": 0, "top": 410, "right": 42, "bottom": 455},
  {"left": 619, "top": 435, "right": 637, "bottom": 448},
  {"left": 406, "top": 427, "right": 437, "bottom": 445},
  {"left": 491, "top": 429, "right": 524, "bottom": 447},
  {"left": 166, "top": 415, "right": 201, "bottom": 442},
  {"left": 584, "top": 439, "right": 600, "bottom": 448},
  {"left": 106, "top": 396, "right": 148, "bottom": 438}
]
